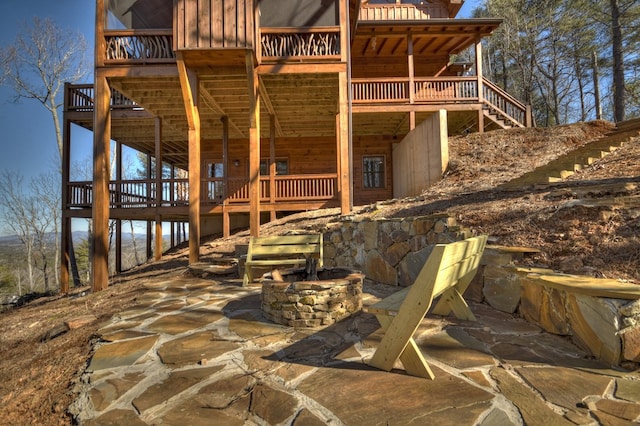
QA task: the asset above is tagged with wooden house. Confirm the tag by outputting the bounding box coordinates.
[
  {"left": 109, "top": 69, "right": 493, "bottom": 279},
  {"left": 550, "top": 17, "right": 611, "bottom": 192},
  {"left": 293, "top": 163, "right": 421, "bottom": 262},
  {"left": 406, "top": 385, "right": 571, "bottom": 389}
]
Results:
[{"left": 61, "top": 0, "right": 531, "bottom": 291}]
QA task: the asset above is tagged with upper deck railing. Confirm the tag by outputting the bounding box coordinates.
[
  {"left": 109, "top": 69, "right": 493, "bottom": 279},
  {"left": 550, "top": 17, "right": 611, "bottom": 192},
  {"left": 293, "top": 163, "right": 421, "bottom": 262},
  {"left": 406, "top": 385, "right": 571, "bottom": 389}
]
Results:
[
  {"left": 358, "top": 3, "right": 450, "bottom": 21},
  {"left": 104, "top": 30, "right": 175, "bottom": 64},
  {"left": 352, "top": 76, "right": 529, "bottom": 127},
  {"left": 259, "top": 27, "right": 341, "bottom": 62}
]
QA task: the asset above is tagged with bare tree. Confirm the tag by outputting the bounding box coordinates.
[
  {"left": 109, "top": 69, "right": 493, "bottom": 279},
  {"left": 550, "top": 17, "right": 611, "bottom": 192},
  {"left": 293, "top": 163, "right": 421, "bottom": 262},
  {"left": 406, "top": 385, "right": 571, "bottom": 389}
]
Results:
[
  {"left": 0, "top": 17, "right": 88, "bottom": 166},
  {"left": 0, "top": 172, "right": 36, "bottom": 292}
]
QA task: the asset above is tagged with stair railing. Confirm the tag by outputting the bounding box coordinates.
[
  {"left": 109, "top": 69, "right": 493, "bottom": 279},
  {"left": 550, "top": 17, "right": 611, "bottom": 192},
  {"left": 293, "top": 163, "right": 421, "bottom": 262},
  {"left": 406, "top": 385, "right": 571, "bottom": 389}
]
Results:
[{"left": 482, "top": 78, "right": 530, "bottom": 128}]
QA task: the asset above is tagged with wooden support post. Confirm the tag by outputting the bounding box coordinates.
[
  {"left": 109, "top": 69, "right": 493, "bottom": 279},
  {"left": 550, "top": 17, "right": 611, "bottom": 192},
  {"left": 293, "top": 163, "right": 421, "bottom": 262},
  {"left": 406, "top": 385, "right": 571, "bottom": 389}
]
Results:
[
  {"left": 247, "top": 51, "right": 261, "bottom": 237},
  {"left": 115, "top": 141, "right": 123, "bottom": 274},
  {"left": 407, "top": 34, "right": 416, "bottom": 130},
  {"left": 269, "top": 114, "right": 276, "bottom": 222},
  {"left": 154, "top": 117, "right": 163, "bottom": 261},
  {"left": 475, "top": 38, "right": 485, "bottom": 133},
  {"left": 338, "top": 71, "right": 352, "bottom": 215},
  {"left": 177, "top": 54, "right": 201, "bottom": 264},
  {"left": 221, "top": 116, "right": 230, "bottom": 238},
  {"left": 91, "top": 75, "right": 111, "bottom": 292}
]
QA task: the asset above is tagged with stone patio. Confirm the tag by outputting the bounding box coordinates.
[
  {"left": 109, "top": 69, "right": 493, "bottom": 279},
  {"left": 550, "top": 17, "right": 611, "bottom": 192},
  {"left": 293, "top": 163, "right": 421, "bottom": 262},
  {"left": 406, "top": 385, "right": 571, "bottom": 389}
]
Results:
[{"left": 70, "top": 275, "right": 640, "bottom": 425}]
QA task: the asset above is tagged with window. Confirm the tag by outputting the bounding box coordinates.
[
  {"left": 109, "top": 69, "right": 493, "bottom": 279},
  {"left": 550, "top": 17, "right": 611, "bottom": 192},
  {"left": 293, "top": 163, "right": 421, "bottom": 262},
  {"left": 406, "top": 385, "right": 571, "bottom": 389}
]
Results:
[
  {"left": 206, "top": 162, "right": 224, "bottom": 201},
  {"left": 260, "top": 159, "right": 289, "bottom": 176},
  {"left": 363, "top": 156, "right": 385, "bottom": 189}
]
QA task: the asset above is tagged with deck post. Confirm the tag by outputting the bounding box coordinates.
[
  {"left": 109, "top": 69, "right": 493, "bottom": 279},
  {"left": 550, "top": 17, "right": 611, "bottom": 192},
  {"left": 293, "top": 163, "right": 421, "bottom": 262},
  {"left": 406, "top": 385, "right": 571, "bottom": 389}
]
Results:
[
  {"left": 222, "top": 116, "right": 230, "bottom": 238},
  {"left": 247, "top": 51, "right": 261, "bottom": 237},
  {"left": 338, "top": 71, "right": 352, "bottom": 214},
  {"left": 115, "top": 141, "right": 123, "bottom": 274},
  {"left": 177, "top": 54, "right": 201, "bottom": 264},
  {"left": 475, "top": 38, "right": 484, "bottom": 133},
  {"left": 407, "top": 34, "right": 416, "bottom": 130},
  {"left": 91, "top": 74, "right": 111, "bottom": 292},
  {"left": 154, "top": 117, "right": 163, "bottom": 261},
  {"left": 269, "top": 114, "right": 276, "bottom": 222}
]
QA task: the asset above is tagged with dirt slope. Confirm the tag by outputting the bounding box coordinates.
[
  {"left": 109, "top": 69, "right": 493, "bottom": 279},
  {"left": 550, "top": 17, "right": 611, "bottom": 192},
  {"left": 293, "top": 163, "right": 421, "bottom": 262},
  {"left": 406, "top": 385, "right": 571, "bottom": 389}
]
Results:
[{"left": 1, "top": 120, "right": 639, "bottom": 424}]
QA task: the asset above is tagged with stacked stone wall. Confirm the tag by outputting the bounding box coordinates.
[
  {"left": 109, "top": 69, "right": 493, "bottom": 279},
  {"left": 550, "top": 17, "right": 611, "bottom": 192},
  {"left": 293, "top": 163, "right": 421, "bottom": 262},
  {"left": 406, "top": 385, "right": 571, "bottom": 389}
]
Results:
[
  {"left": 472, "top": 250, "right": 640, "bottom": 367},
  {"left": 322, "top": 214, "right": 471, "bottom": 287}
]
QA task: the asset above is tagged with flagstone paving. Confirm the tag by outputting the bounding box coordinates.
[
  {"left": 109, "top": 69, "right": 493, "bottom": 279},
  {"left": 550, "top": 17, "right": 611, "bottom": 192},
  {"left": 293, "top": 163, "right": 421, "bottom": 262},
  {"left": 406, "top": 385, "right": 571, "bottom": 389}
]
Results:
[{"left": 71, "top": 275, "right": 640, "bottom": 425}]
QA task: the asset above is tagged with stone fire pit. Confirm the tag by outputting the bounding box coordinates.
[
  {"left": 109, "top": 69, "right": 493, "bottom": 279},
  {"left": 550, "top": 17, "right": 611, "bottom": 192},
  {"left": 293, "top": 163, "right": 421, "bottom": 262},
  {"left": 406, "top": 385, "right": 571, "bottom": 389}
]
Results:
[{"left": 261, "top": 267, "right": 364, "bottom": 328}]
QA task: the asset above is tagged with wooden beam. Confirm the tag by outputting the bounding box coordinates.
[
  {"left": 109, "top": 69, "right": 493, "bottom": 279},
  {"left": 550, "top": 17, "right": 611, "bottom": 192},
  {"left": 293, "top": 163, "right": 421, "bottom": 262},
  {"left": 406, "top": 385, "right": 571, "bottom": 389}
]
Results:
[
  {"left": 155, "top": 117, "right": 163, "bottom": 261},
  {"left": 91, "top": 75, "right": 111, "bottom": 292},
  {"left": 269, "top": 115, "right": 277, "bottom": 222},
  {"left": 258, "top": 76, "right": 283, "bottom": 137},
  {"left": 177, "top": 53, "right": 201, "bottom": 263},
  {"left": 408, "top": 34, "right": 416, "bottom": 130},
  {"left": 476, "top": 38, "right": 484, "bottom": 134},
  {"left": 200, "top": 88, "right": 246, "bottom": 137},
  {"left": 338, "top": 71, "right": 351, "bottom": 214},
  {"left": 257, "top": 63, "right": 347, "bottom": 75},
  {"left": 115, "top": 142, "right": 123, "bottom": 274},
  {"left": 222, "top": 116, "right": 230, "bottom": 238},
  {"left": 247, "top": 51, "right": 261, "bottom": 237}
]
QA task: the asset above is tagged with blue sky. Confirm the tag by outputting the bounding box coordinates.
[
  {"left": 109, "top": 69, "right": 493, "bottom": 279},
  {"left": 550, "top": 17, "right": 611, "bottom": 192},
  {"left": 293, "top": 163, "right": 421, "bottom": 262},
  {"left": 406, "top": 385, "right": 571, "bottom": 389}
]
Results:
[{"left": 0, "top": 1, "right": 96, "bottom": 183}]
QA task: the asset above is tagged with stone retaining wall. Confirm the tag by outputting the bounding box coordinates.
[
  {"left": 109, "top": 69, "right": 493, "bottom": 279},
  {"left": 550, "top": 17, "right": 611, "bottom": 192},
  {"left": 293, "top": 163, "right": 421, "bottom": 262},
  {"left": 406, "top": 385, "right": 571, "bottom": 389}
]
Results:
[
  {"left": 322, "top": 214, "right": 470, "bottom": 287},
  {"left": 473, "top": 249, "right": 640, "bottom": 367},
  {"left": 275, "top": 214, "right": 637, "bottom": 367}
]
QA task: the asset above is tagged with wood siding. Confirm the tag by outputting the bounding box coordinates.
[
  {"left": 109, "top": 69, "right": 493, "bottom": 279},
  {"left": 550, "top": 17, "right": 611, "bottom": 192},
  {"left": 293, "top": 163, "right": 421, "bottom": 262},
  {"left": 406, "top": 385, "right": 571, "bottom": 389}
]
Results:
[
  {"left": 174, "top": 0, "right": 254, "bottom": 50},
  {"left": 352, "top": 135, "right": 394, "bottom": 206}
]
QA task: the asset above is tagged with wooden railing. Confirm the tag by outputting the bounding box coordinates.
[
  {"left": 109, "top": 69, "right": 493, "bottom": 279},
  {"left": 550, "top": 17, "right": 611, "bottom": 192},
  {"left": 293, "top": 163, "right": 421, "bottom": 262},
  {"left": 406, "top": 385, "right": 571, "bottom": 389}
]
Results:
[
  {"left": 260, "top": 27, "right": 341, "bottom": 61},
  {"left": 104, "top": 30, "right": 175, "bottom": 64},
  {"left": 352, "top": 76, "right": 529, "bottom": 127},
  {"left": 482, "top": 79, "right": 528, "bottom": 127},
  {"left": 358, "top": 4, "right": 449, "bottom": 21},
  {"left": 65, "top": 84, "right": 138, "bottom": 112},
  {"left": 66, "top": 174, "right": 337, "bottom": 209}
]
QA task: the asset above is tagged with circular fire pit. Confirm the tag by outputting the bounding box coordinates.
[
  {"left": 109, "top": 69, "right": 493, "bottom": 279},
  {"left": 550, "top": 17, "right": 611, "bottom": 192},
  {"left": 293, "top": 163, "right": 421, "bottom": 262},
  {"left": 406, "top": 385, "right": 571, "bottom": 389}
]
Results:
[{"left": 261, "top": 267, "right": 364, "bottom": 328}]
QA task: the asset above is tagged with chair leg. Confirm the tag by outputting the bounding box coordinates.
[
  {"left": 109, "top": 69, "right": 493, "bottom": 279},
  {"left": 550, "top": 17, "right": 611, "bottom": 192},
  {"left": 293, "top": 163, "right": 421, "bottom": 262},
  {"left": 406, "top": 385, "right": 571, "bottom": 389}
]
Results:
[{"left": 370, "top": 314, "right": 435, "bottom": 379}]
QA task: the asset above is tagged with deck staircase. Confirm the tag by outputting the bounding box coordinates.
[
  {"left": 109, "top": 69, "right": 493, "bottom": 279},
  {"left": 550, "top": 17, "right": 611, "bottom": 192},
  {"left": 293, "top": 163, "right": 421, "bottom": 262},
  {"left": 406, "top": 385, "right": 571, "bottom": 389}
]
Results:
[{"left": 499, "top": 118, "right": 640, "bottom": 190}]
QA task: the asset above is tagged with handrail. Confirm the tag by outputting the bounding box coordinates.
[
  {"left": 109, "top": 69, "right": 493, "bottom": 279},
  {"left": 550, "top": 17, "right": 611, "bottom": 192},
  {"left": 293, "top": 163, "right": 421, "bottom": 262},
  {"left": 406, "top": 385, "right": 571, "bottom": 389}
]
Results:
[
  {"left": 66, "top": 174, "right": 338, "bottom": 209},
  {"left": 358, "top": 4, "right": 449, "bottom": 20},
  {"left": 65, "top": 84, "right": 139, "bottom": 111},
  {"left": 351, "top": 76, "right": 529, "bottom": 127},
  {"left": 104, "top": 29, "right": 175, "bottom": 63},
  {"left": 482, "top": 78, "right": 527, "bottom": 127},
  {"left": 260, "top": 26, "right": 341, "bottom": 61}
]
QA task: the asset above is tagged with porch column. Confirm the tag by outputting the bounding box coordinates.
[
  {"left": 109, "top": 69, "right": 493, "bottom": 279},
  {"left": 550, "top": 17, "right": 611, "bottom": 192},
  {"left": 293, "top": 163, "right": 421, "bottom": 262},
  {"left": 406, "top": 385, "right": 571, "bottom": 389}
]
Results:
[
  {"left": 338, "top": 71, "right": 352, "bottom": 214},
  {"left": 475, "top": 38, "right": 485, "bottom": 133},
  {"left": 221, "top": 116, "right": 230, "bottom": 238},
  {"left": 269, "top": 115, "right": 276, "bottom": 222},
  {"left": 407, "top": 34, "right": 416, "bottom": 130},
  {"left": 115, "top": 141, "right": 123, "bottom": 274},
  {"left": 154, "top": 117, "right": 163, "bottom": 261},
  {"left": 91, "top": 74, "right": 111, "bottom": 292},
  {"left": 146, "top": 154, "right": 152, "bottom": 260},
  {"left": 247, "top": 52, "right": 261, "bottom": 237},
  {"left": 60, "top": 101, "right": 71, "bottom": 293},
  {"left": 177, "top": 54, "right": 201, "bottom": 263}
]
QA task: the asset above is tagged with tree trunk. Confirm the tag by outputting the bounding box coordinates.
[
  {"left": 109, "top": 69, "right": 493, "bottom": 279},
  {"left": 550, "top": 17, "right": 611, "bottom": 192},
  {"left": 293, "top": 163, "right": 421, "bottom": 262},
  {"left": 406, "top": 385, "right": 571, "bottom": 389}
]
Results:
[{"left": 610, "top": 0, "right": 625, "bottom": 122}]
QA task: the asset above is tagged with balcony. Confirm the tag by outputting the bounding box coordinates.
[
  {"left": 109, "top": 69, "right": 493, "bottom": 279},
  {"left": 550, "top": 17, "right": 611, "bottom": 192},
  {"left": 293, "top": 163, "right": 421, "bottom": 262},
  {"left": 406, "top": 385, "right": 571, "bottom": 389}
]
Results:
[{"left": 352, "top": 76, "right": 529, "bottom": 127}]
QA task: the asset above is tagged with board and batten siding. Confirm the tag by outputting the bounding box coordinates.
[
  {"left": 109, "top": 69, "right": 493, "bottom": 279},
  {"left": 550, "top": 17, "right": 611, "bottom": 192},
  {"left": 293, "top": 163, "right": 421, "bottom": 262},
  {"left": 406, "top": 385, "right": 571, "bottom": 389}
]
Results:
[{"left": 174, "top": 0, "right": 254, "bottom": 49}]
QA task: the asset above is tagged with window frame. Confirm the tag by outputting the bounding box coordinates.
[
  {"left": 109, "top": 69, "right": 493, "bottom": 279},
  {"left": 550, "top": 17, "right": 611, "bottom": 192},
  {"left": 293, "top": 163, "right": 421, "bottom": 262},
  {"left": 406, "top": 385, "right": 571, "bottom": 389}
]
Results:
[{"left": 362, "top": 155, "right": 386, "bottom": 190}]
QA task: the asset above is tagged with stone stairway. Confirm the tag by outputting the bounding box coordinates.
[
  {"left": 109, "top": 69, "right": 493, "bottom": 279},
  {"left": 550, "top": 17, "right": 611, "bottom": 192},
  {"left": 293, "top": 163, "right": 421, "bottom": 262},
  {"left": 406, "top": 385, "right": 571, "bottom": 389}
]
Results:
[{"left": 499, "top": 118, "right": 640, "bottom": 190}]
